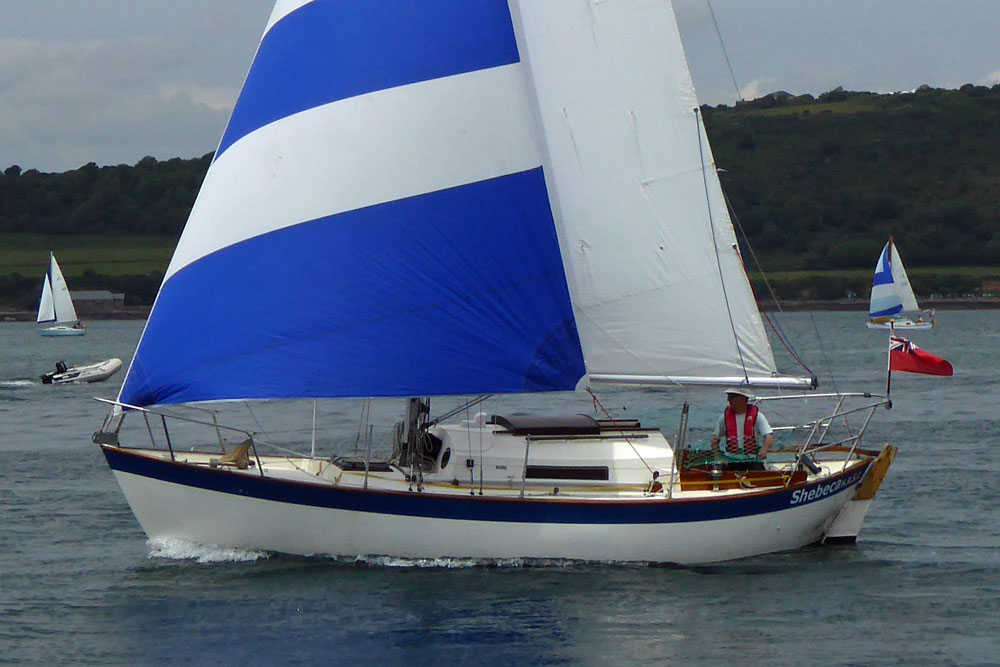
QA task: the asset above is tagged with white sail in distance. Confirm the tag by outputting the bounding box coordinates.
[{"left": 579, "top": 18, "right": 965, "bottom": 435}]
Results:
[{"left": 37, "top": 253, "right": 78, "bottom": 324}]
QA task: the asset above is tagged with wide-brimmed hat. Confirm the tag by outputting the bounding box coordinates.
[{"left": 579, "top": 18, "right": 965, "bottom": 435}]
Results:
[{"left": 725, "top": 387, "right": 754, "bottom": 400}]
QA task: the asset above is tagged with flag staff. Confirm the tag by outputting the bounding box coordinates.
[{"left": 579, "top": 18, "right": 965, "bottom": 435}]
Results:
[{"left": 886, "top": 325, "right": 893, "bottom": 400}]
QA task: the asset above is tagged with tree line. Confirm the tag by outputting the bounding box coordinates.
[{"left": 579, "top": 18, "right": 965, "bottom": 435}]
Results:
[
  {"left": 0, "top": 85, "right": 998, "bottom": 306},
  {"left": 704, "top": 84, "right": 1000, "bottom": 270}
]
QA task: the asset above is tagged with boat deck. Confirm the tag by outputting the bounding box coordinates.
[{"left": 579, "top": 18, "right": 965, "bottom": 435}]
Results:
[{"left": 111, "top": 446, "right": 870, "bottom": 503}]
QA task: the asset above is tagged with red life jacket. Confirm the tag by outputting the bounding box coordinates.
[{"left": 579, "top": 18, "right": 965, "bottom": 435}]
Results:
[{"left": 724, "top": 404, "right": 759, "bottom": 455}]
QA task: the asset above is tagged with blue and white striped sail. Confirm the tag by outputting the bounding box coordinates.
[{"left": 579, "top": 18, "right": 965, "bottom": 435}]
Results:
[
  {"left": 119, "top": 0, "right": 804, "bottom": 408},
  {"left": 869, "top": 240, "right": 919, "bottom": 318}
]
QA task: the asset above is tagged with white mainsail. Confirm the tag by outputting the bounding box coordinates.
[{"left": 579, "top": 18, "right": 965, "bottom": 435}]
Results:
[
  {"left": 512, "top": 0, "right": 782, "bottom": 387},
  {"left": 36, "top": 253, "right": 78, "bottom": 324}
]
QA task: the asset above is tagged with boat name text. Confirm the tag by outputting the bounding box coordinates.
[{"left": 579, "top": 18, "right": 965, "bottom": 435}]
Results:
[{"left": 790, "top": 470, "right": 866, "bottom": 506}]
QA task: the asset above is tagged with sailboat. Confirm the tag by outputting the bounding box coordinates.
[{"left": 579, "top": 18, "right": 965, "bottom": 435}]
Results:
[
  {"left": 94, "top": 0, "right": 896, "bottom": 564},
  {"left": 867, "top": 238, "right": 935, "bottom": 329},
  {"left": 37, "top": 252, "right": 86, "bottom": 336}
]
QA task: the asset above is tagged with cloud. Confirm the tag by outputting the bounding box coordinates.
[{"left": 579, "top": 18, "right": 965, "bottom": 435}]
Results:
[
  {"left": 980, "top": 69, "right": 1000, "bottom": 86},
  {"left": 0, "top": 36, "right": 236, "bottom": 172},
  {"left": 739, "top": 78, "right": 778, "bottom": 101},
  {"left": 158, "top": 83, "right": 239, "bottom": 112}
]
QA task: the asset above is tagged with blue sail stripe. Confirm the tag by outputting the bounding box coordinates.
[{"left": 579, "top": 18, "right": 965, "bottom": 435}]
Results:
[
  {"left": 119, "top": 168, "right": 585, "bottom": 407},
  {"left": 217, "top": 0, "right": 521, "bottom": 157},
  {"left": 870, "top": 304, "right": 904, "bottom": 317},
  {"left": 102, "top": 446, "right": 872, "bottom": 525},
  {"left": 870, "top": 242, "right": 902, "bottom": 316},
  {"left": 872, "top": 268, "right": 894, "bottom": 286}
]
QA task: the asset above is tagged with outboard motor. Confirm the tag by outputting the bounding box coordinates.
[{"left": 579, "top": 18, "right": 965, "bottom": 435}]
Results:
[{"left": 41, "top": 361, "right": 69, "bottom": 385}]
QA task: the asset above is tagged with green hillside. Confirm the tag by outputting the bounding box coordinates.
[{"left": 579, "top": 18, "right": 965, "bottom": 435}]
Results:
[
  {"left": 1, "top": 86, "right": 999, "bottom": 307},
  {"left": 704, "top": 85, "right": 1000, "bottom": 271}
]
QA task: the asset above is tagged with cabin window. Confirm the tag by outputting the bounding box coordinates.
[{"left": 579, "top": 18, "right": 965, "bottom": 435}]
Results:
[{"left": 440, "top": 448, "right": 451, "bottom": 469}]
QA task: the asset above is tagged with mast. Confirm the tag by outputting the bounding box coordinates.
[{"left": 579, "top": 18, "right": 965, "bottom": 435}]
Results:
[{"left": 401, "top": 397, "right": 431, "bottom": 468}]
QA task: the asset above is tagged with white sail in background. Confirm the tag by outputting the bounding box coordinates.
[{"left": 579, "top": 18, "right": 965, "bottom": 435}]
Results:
[
  {"left": 891, "top": 243, "right": 920, "bottom": 312},
  {"left": 36, "top": 253, "right": 78, "bottom": 324},
  {"left": 870, "top": 239, "right": 920, "bottom": 317},
  {"left": 37, "top": 275, "right": 55, "bottom": 323}
]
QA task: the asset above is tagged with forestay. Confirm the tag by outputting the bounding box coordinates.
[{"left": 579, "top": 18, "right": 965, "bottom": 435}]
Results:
[{"left": 118, "top": 0, "right": 806, "bottom": 409}]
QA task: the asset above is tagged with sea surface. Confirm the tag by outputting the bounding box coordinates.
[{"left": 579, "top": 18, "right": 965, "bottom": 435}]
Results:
[{"left": 2, "top": 312, "right": 998, "bottom": 666}]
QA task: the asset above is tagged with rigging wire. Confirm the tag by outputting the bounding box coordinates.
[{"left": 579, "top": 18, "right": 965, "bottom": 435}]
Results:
[
  {"left": 478, "top": 400, "right": 485, "bottom": 496},
  {"left": 706, "top": 0, "right": 744, "bottom": 102},
  {"left": 696, "top": 108, "right": 751, "bottom": 385},
  {"left": 722, "top": 189, "right": 813, "bottom": 376},
  {"left": 243, "top": 401, "right": 271, "bottom": 443},
  {"left": 587, "top": 388, "right": 655, "bottom": 476},
  {"left": 809, "top": 312, "right": 840, "bottom": 395},
  {"left": 354, "top": 399, "right": 371, "bottom": 456},
  {"left": 703, "top": 1, "right": 833, "bottom": 389},
  {"left": 463, "top": 397, "right": 475, "bottom": 495}
]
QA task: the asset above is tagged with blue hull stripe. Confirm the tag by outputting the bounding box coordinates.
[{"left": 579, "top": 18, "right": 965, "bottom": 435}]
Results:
[
  {"left": 218, "top": 0, "right": 521, "bottom": 157},
  {"left": 103, "top": 447, "right": 871, "bottom": 525},
  {"left": 119, "top": 168, "right": 585, "bottom": 406}
]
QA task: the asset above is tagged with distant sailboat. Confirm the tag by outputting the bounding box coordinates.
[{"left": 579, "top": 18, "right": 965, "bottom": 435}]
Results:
[
  {"left": 37, "top": 252, "right": 86, "bottom": 336},
  {"left": 867, "top": 238, "right": 934, "bottom": 330}
]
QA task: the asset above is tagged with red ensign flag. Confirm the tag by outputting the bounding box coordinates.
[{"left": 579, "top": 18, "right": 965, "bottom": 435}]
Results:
[{"left": 889, "top": 335, "right": 953, "bottom": 376}]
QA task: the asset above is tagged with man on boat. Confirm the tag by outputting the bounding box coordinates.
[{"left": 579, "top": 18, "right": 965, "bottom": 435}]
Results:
[{"left": 710, "top": 388, "right": 773, "bottom": 471}]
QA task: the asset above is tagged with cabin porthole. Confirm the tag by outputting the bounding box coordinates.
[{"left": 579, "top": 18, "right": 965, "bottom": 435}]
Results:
[{"left": 440, "top": 448, "right": 451, "bottom": 469}]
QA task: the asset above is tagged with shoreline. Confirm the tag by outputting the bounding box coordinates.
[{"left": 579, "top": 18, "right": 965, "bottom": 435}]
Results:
[
  {"left": 2, "top": 299, "right": 998, "bottom": 322},
  {"left": 767, "top": 298, "right": 1000, "bottom": 312},
  {"left": 1, "top": 307, "right": 152, "bottom": 322}
]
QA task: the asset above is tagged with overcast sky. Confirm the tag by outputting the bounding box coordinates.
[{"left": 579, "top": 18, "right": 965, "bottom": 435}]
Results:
[{"left": 2, "top": 0, "right": 998, "bottom": 173}]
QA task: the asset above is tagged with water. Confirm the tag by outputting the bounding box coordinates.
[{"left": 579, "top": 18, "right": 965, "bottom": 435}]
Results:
[{"left": 2, "top": 313, "right": 999, "bottom": 665}]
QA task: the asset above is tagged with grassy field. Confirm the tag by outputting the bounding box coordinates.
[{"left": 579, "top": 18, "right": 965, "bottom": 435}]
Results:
[
  {"left": 752, "top": 101, "right": 885, "bottom": 116},
  {"left": 1, "top": 233, "right": 997, "bottom": 280},
  {"left": 0, "top": 234, "right": 176, "bottom": 277}
]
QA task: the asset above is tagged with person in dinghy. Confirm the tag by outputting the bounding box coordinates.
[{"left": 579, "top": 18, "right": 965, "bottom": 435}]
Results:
[{"left": 710, "top": 388, "right": 774, "bottom": 471}]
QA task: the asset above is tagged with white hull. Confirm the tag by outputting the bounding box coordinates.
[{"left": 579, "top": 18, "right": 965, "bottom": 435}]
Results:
[
  {"left": 103, "top": 445, "right": 874, "bottom": 564},
  {"left": 825, "top": 498, "right": 874, "bottom": 542},
  {"left": 866, "top": 319, "right": 933, "bottom": 330},
  {"left": 38, "top": 325, "right": 86, "bottom": 337}
]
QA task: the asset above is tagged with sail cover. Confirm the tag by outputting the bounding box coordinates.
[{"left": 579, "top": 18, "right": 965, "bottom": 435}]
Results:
[{"left": 119, "top": 0, "right": 794, "bottom": 408}]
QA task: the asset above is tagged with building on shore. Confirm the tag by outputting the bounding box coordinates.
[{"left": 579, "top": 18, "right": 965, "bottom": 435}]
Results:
[{"left": 71, "top": 290, "right": 125, "bottom": 316}]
